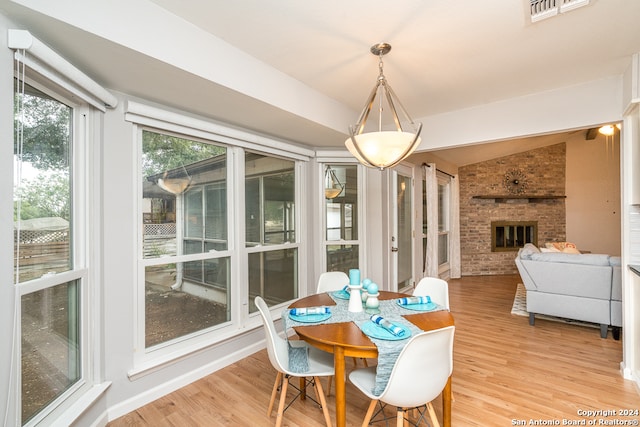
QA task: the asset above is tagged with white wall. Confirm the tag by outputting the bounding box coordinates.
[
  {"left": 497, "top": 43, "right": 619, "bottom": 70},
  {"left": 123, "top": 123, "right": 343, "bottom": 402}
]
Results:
[
  {"left": 566, "top": 131, "right": 621, "bottom": 255},
  {"left": 417, "top": 76, "right": 623, "bottom": 150}
]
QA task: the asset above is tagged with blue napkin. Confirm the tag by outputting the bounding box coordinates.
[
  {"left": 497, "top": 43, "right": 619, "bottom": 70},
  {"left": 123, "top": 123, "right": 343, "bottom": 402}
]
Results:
[
  {"left": 370, "top": 314, "right": 405, "bottom": 336},
  {"left": 289, "top": 306, "right": 331, "bottom": 316},
  {"left": 396, "top": 295, "right": 432, "bottom": 305}
]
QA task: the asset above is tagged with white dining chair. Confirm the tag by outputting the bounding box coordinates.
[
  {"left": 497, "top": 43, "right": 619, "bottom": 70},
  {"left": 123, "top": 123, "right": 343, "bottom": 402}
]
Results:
[
  {"left": 254, "top": 296, "right": 335, "bottom": 427},
  {"left": 413, "top": 276, "right": 450, "bottom": 310},
  {"left": 349, "top": 325, "right": 455, "bottom": 427},
  {"left": 316, "top": 271, "right": 349, "bottom": 293}
]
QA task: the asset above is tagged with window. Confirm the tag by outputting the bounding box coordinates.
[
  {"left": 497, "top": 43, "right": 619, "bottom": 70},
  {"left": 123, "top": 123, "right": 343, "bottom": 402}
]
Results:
[
  {"left": 323, "top": 164, "right": 360, "bottom": 274},
  {"left": 130, "top": 102, "right": 307, "bottom": 367},
  {"left": 14, "top": 81, "right": 85, "bottom": 425},
  {"left": 246, "top": 152, "right": 298, "bottom": 311},
  {"left": 422, "top": 178, "right": 428, "bottom": 272},
  {"left": 437, "top": 177, "right": 450, "bottom": 268},
  {"left": 141, "top": 130, "right": 230, "bottom": 349}
]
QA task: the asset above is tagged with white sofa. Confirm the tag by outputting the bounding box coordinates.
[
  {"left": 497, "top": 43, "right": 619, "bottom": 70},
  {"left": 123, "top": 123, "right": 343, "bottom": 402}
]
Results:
[{"left": 515, "top": 243, "right": 622, "bottom": 339}]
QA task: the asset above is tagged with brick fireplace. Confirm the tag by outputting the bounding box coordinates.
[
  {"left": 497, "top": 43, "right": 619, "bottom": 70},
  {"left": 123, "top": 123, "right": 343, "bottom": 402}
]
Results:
[{"left": 458, "top": 143, "right": 566, "bottom": 275}]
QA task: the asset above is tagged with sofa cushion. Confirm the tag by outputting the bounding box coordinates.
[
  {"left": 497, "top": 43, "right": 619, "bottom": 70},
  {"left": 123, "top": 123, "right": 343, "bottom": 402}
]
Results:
[{"left": 528, "top": 252, "right": 612, "bottom": 266}]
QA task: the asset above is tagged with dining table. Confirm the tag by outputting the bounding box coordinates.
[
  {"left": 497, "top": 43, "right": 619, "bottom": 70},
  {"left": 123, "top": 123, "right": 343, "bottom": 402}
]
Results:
[{"left": 287, "top": 290, "right": 455, "bottom": 427}]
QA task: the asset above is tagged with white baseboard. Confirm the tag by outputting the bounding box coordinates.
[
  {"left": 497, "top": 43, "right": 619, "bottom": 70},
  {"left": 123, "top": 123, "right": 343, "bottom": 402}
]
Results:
[{"left": 106, "top": 341, "right": 263, "bottom": 422}]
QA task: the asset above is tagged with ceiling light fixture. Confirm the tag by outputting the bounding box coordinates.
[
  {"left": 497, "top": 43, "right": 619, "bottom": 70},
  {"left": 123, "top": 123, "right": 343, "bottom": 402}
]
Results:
[
  {"left": 598, "top": 123, "right": 621, "bottom": 136},
  {"left": 345, "top": 43, "right": 422, "bottom": 170},
  {"left": 598, "top": 125, "right": 615, "bottom": 136}
]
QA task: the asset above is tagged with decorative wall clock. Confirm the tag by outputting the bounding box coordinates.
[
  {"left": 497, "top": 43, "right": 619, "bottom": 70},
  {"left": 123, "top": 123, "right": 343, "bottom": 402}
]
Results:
[{"left": 504, "top": 168, "right": 528, "bottom": 194}]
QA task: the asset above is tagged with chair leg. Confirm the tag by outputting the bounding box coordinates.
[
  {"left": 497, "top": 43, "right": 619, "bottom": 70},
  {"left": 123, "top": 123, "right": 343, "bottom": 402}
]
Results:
[
  {"left": 362, "top": 400, "right": 378, "bottom": 427},
  {"left": 352, "top": 357, "right": 369, "bottom": 367},
  {"left": 312, "top": 376, "right": 332, "bottom": 427},
  {"left": 300, "top": 377, "right": 306, "bottom": 400},
  {"left": 275, "top": 375, "right": 289, "bottom": 427},
  {"left": 267, "top": 372, "right": 283, "bottom": 416},
  {"left": 395, "top": 408, "right": 406, "bottom": 427},
  {"left": 426, "top": 402, "right": 440, "bottom": 427},
  {"left": 326, "top": 376, "right": 333, "bottom": 396}
]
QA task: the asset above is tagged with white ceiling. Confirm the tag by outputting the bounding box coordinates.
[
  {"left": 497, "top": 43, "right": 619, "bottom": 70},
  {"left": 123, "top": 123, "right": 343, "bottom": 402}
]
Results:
[{"left": 2, "top": 0, "right": 639, "bottom": 165}]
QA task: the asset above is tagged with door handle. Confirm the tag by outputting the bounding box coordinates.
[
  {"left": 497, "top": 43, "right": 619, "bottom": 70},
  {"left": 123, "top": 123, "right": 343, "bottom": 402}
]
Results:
[{"left": 391, "top": 247, "right": 398, "bottom": 252}]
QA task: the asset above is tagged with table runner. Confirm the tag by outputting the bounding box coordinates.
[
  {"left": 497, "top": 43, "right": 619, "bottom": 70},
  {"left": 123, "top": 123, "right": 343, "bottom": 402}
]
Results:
[{"left": 283, "top": 293, "right": 444, "bottom": 396}]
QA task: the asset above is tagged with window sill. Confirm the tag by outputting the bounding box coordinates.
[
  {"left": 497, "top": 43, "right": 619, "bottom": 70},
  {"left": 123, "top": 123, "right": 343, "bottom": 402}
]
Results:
[{"left": 50, "top": 382, "right": 111, "bottom": 427}]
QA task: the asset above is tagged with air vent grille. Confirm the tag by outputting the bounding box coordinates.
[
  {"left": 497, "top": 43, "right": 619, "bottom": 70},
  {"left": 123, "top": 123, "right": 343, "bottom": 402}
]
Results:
[{"left": 530, "top": 0, "right": 590, "bottom": 22}]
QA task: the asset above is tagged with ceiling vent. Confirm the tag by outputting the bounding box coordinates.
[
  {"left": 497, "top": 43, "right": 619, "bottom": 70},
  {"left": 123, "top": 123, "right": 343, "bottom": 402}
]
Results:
[{"left": 530, "top": 0, "right": 590, "bottom": 23}]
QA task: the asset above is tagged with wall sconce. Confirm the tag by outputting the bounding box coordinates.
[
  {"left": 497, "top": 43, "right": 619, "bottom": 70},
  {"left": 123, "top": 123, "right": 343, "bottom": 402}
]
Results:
[{"left": 324, "top": 166, "right": 344, "bottom": 199}]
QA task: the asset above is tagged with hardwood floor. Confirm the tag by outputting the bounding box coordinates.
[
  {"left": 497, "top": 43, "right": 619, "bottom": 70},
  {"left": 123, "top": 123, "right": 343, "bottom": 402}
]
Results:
[{"left": 108, "top": 275, "right": 639, "bottom": 426}]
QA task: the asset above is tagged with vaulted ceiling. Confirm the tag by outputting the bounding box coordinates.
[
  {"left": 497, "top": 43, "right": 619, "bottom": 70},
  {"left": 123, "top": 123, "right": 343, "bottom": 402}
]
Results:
[{"left": 2, "top": 0, "right": 639, "bottom": 164}]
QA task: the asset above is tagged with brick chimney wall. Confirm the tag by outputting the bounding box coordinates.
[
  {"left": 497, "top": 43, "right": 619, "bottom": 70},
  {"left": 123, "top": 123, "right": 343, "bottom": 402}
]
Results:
[{"left": 458, "top": 143, "right": 566, "bottom": 275}]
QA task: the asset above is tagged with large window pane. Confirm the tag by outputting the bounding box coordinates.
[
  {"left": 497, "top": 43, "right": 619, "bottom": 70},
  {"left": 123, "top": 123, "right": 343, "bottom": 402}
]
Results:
[
  {"left": 325, "top": 165, "right": 358, "bottom": 241},
  {"left": 21, "top": 281, "right": 80, "bottom": 423},
  {"left": 145, "top": 259, "right": 230, "bottom": 347},
  {"left": 142, "top": 131, "right": 229, "bottom": 348},
  {"left": 438, "top": 180, "right": 450, "bottom": 266},
  {"left": 324, "top": 165, "right": 359, "bottom": 274},
  {"left": 326, "top": 244, "right": 359, "bottom": 273},
  {"left": 397, "top": 174, "right": 412, "bottom": 288},
  {"left": 245, "top": 153, "right": 297, "bottom": 310},
  {"left": 14, "top": 83, "right": 72, "bottom": 283},
  {"left": 142, "top": 131, "right": 227, "bottom": 259},
  {"left": 245, "top": 153, "right": 295, "bottom": 246},
  {"left": 248, "top": 248, "right": 298, "bottom": 310},
  {"left": 15, "top": 81, "right": 78, "bottom": 425}
]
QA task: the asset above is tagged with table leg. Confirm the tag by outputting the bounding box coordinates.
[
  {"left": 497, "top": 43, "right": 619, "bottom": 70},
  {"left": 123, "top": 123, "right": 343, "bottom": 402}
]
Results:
[
  {"left": 443, "top": 376, "right": 452, "bottom": 427},
  {"left": 334, "top": 346, "right": 346, "bottom": 427}
]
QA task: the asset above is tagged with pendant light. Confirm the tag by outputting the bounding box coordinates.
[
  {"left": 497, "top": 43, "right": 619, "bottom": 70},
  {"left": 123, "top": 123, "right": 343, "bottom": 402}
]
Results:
[
  {"left": 345, "top": 43, "right": 423, "bottom": 170},
  {"left": 324, "top": 166, "right": 344, "bottom": 199}
]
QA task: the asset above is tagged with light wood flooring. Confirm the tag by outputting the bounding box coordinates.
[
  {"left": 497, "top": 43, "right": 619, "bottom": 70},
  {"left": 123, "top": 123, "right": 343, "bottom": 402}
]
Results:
[{"left": 108, "top": 274, "right": 639, "bottom": 426}]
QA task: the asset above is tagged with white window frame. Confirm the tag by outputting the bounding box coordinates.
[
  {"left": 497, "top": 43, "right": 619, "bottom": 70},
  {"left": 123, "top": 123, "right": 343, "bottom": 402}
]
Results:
[
  {"left": 437, "top": 173, "right": 451, "bottom": 274},
  {"left": 317, "top": 159, "right": 366, "bottom": 278},
  {"left": 13, "top": 76, "right": 103, "bottom": 427},
  {"left": 126, "top": 102, "right": 311, "bottom": 376}
]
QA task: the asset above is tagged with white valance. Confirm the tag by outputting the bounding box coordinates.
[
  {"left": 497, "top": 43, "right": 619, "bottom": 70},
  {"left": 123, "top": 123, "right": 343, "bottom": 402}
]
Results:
[
  {"left": 8, "top": 29, "right": 117, "bottom": 111},
  {"left": 125, "top": 100, "right": 314, "bottom": 161}
]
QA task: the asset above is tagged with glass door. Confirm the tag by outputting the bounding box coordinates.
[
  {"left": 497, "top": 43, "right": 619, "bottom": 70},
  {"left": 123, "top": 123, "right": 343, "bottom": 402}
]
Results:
[{"left": 393, "top": 168, "right": 414, "bottom": 291}]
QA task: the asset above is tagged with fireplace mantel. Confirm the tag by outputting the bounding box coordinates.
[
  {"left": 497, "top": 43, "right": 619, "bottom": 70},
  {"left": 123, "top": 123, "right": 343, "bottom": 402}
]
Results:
[{"left": 472, "top": 195, "right": 566, "bottom": 203}]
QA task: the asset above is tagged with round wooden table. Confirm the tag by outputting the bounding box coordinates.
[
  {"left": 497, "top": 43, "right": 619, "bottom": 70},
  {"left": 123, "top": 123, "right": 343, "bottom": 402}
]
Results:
[{"left": 289, "top": 291, "right": 455, "bottom": 427}]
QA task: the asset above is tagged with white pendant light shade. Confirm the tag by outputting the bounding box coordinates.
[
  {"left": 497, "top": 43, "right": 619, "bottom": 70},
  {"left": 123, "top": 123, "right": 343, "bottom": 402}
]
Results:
[
  {"left": 346, "top": 131, "right": 422, "bottom": 169},
  {"left": 345, "top": 43, "right": 423, "bottom": 170}
]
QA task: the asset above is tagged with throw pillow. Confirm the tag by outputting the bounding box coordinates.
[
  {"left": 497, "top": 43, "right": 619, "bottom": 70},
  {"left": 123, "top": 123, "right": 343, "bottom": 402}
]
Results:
[{"left": 545, "top": 241, "right": 579, "bottom": 253}]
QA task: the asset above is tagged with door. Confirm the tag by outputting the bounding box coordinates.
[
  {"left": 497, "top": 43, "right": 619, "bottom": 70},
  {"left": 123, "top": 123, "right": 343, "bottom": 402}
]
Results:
[{"left": 392, "top": 167, "right": 414, "bottom": 291}]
